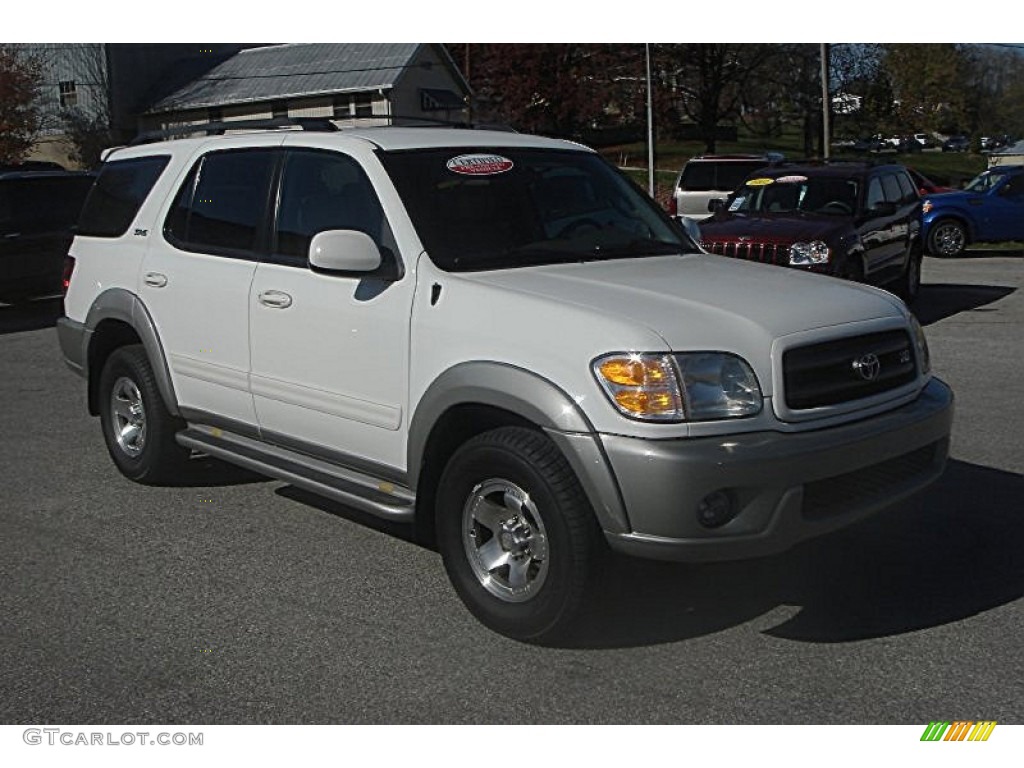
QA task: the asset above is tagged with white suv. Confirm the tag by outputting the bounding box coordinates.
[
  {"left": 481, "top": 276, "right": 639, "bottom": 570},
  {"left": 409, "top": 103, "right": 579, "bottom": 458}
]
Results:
[{"left": 59, "top": 121, "right": 953, "bottom": 642}]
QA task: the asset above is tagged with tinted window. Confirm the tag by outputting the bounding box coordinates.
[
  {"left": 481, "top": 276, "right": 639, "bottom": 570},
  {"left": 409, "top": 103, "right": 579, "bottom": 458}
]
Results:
[
  {"left": 866, "top": 177, "right": 885, "bottom": 210},
  {"left": 165, "top": 149, "right": 276, "bottom": 257},
  {"left": 1001, "top": 174, "right": 1024, "bottom": 200},
  {"left": 728, "top": 175, "right": 859, "bottom": 215},
  {"left": 681, "top": 161, "right": 768, "bottom": 192},
  {"left": 895, "top": 171, "right": 917, "bottom": 203},
  {"left": 881, "top": 174, "right": 902, "bottom": 204},
  {"left": 78, "top": 156, "right": 170, "bottom": 237},
  {"left": 10, "top": 176, "right": 94, "bottom": 234},
  {"left": 273, "top": 149, "right": 385, "bottom": 265}
]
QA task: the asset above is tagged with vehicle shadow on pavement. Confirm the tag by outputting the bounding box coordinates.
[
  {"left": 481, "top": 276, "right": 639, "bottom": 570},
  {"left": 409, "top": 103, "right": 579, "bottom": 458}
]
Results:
[
  {"left": 914, "top": 283, "right": 1014, "bottom": 326},
  {"left": 0, "top": 297, "right": 62, "bottom": 335},
  {"left": 561, "top": 459, "right": 1023, "bottom": 649}
]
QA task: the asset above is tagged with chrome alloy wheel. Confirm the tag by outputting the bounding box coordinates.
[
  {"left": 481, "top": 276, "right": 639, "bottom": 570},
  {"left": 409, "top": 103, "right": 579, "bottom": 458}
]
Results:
[
  {"left": 931, "top": 221, "right": 965, "bottom": 257},
  {"left": 462, "top": 479, "right": 550, "bottom": 603},
  {"left": 109, "top": 376, "right": 147, "bottom": 457}
]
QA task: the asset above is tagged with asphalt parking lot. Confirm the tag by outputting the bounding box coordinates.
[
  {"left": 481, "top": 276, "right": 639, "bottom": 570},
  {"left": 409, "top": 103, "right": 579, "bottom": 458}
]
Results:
[{"left": 0, "top": 252, "right": 1021, "bottom": 725}]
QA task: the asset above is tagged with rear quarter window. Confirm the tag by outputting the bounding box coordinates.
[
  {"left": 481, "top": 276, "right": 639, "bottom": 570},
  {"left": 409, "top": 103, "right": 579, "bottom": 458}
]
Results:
[{"left": 77, "top": 155, "right": 170, "bottom": 238}]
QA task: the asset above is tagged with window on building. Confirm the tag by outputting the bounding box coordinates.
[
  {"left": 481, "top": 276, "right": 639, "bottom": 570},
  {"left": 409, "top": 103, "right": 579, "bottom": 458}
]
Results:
[
  {"left": 272, "top": 101, "right": 289, "bottom": 119},
  {"left": 332, "top": 95, "right": 351, "bottom": 119},
  {"left": 58, "top": 80, "right": 78, "bottom": 109},
  {"left": 353, "top": 93, "right": 373, "bottom": 118},
  {"left": 208, "top": 107, "right": 223, "bottom": 123}
]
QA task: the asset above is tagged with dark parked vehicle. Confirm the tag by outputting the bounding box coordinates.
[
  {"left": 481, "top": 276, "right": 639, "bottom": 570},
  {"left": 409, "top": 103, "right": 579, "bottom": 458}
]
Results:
[
  {"left": 852, "top": 136, "right": 888, "bottom": 153},
  {"left": 699, "top": 162, "right": 924, "bottom": 302},
  {"left": 0, "top": 169, "right": 95, "bottom": 302},
  {"left": 907, "top": 167, "right": 954, "bottom": 196},
  {"left": 942, "top": 135, "right": 970, "bottom": 153},
  {"left": 921, "top": 165, "right": 1024, "bottom": 257}
]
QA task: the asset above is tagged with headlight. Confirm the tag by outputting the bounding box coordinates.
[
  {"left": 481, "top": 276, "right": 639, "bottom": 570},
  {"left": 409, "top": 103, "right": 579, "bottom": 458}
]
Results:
[
  {"left": 592, "top": 352, "right": 762, "bottom": 422},
  {"left": 910, "top": 315, "right": 931, "bottom": 375},
  {"left": 789, "top": 241, "right": 830, "bottom": 266}
]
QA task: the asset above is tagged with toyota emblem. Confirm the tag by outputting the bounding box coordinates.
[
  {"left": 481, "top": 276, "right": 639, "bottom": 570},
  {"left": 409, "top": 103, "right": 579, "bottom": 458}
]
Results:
[{"left": 852, "top": 353, "right": 881, "bottom": 381}]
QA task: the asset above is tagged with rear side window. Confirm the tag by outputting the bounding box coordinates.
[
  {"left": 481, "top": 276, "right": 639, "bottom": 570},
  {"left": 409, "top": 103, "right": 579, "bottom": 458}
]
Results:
[
  {"left": 77, "top": 156, "right": 170, "bottom": 237},
  {"left": 164, "top": 148, "right": 276, "bottom": 258},
  {"left": 680, "top": 161, "right": 767, "bottom": 193}
]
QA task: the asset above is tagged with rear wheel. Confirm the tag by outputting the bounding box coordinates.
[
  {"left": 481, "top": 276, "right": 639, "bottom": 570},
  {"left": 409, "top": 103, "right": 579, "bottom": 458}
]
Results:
[
  {"left": 98, "top": 345, "right": 190, "bottom": 484},
  {"left": 436, "top": 427, "right": 604, "bottom": 643}
]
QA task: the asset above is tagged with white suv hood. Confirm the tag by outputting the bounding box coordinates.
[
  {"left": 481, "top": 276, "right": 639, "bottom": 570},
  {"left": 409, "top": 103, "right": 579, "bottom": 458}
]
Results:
[{"left": 460, "top": 253, "right": 906, "bottom": 351}]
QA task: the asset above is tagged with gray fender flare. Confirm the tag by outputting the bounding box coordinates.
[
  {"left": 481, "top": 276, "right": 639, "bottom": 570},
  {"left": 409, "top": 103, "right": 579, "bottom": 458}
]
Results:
[
  {"left": 408, "top": 361, "right": 630, "bottom": 534},
  {"left": 85, "top": 288, "right": 180, "bottom": 417}
]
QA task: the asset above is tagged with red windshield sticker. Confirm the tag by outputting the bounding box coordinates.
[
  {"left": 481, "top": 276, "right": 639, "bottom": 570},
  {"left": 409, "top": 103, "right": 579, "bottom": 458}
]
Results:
[{"left": 446, "top": 154, "right": 514, "bottom": 176}]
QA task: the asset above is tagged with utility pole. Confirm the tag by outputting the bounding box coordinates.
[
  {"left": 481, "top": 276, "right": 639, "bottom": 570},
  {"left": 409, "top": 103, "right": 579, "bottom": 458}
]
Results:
[
  {"left": 820, "top": 43, "right": 831, "bottom": 159},
  {"left": 646, "top": 43, "right": 655, "bottom": 197}
]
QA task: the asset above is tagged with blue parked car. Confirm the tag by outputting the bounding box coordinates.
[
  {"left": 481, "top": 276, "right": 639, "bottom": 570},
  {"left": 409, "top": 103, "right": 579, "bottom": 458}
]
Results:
[{"left": 922, "top": 165, "right": 1024, "bottom": 257}]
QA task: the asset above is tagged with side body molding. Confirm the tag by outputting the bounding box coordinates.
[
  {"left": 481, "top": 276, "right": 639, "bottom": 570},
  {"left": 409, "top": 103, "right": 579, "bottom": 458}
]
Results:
[
  {"left": 408, "top": 361, "right": 630, "bottom": 534},
  {"left": 84, "top": 288, "right": 180, "bottom": 416}
]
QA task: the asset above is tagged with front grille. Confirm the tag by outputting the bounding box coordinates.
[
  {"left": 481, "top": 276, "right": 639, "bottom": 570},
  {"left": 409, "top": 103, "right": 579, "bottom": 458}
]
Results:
[
  {"left": 783, "top": 330, "right": 916, "bottom": 410},
  {"left": 701, "top": 240, "right": 789, "bottom": 265},
  {"left": 802, "top": 441, "right": 941, "bottom": 520}
]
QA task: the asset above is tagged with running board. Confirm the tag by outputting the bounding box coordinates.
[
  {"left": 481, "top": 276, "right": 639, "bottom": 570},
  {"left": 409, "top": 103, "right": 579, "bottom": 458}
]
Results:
[{"left": 176, "top": 427, "right": 416, "bottom": 522}]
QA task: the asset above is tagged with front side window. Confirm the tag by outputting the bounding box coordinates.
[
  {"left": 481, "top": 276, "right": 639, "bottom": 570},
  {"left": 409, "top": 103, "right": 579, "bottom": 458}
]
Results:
[
  {"left": 164, "top": 148, "right": 276, "bottom": 257},
  {"left": 78, "top": 155, "right": 170, "bottom": 238},
  {"left": 965, "top": 171, "right": 1002, "bottom": 194},
  {"left": 273, "top": 149, "right": 386, "bottom": 265},
  {"left": 380, "top": 148, "right": 694, "bottom": 272}
]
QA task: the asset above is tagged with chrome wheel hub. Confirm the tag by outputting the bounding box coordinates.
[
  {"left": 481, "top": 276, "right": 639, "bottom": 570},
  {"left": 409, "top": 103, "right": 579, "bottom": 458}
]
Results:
[
  {"left": 110, "top": 376, "right": 147, "bottom": 457},
  {"left": 463, "top": 479, "right": 549, "bottom": 603},
  {"left": 934, "top": 224, "right": 964, "bottom": 256}
]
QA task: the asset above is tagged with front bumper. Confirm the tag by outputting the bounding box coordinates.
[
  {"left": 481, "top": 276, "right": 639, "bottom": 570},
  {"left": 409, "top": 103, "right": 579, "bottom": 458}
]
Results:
[{"left": 602, "top": 377, "right": 953, "bottom": 562}]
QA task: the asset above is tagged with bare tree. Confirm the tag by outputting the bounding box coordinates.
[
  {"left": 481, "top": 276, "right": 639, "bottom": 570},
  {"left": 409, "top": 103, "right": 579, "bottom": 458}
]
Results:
[{"left": 0, "top": 46, "right": 44, "bottom": 164}]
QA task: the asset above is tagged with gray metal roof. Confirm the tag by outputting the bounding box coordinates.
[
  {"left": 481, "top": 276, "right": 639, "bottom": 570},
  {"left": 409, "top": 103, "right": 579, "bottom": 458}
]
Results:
[{"left": 148, "top": 43, "right": 432, "bottom": 113}]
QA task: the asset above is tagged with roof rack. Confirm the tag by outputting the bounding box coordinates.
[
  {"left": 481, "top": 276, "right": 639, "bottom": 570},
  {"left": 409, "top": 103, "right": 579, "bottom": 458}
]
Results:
[
  {"left": 129, "top": 115, "right": 518, "bottom": 147},
  {"left": 130, "top": 117, "right": 339, "bottom": 146}
]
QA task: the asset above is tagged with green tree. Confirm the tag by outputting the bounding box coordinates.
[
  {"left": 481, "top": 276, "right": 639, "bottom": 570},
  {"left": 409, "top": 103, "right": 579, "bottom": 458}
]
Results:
[{"left": 0, "top": 46, "right": 43, "bottom": 164}]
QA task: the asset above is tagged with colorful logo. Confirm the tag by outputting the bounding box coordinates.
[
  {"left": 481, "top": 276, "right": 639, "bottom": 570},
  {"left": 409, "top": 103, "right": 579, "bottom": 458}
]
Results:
[
  {"left": 920, "top": 721, "right": 997, "bottom": 741},
  {"left": 446, "top": 154, "right": 514, "bottom": 176}
]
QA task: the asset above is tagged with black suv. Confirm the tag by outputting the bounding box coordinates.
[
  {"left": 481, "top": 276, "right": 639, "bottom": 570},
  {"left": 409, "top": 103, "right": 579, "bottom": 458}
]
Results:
[
  {"left": 0, "top": 168, "right": 95, "bottom": 303},
  {"left": 698, "top": 162, "right": 923, "bottom": 302}
]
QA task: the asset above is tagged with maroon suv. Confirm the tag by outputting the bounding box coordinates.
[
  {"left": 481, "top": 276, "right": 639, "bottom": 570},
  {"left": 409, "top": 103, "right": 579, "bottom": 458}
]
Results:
[{"left": 698, "top": 162, "right": 923, "bottom": 303}]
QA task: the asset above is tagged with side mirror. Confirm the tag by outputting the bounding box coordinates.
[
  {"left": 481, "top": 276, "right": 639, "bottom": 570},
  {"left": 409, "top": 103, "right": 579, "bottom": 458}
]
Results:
[
  {"left": 308, "top": 229, "right": 383, "bottom": 274},
  {"left": 707, "top": 198, "right": 726, "bottom": 214}
]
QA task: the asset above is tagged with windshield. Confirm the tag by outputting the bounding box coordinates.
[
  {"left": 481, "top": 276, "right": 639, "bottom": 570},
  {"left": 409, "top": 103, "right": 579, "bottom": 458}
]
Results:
[
  {"left": 964, "top": 171, "right": 1002, "bottom": 193},
  {"left": 379, "top": 147, "right": 695, "bottom": 272},
  {"left": 727, "top": 174, "right": 860, "bottom": 216}
]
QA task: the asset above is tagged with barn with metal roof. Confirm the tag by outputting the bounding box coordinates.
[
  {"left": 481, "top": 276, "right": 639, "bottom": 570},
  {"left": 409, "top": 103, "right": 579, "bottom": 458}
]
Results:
[{"left": 143, "top": 43, "right": 470, "bottom": 130}]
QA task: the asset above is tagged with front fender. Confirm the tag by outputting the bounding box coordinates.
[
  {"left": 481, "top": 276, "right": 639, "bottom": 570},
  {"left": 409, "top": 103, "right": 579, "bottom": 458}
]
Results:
[{"left": 408, "top": 361, "right": 631, "bottom": 534}]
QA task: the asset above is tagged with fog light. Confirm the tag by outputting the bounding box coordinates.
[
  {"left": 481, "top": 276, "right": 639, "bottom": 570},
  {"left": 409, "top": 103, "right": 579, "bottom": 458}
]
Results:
[{"left": 697, "top": 490, "right": 736, "bottom": 529}]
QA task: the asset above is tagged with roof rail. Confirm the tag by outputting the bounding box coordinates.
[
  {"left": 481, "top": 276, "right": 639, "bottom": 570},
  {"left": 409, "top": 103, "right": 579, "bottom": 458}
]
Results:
[{"left": 130, "top": 117, "right": 340, "bottom": 146}]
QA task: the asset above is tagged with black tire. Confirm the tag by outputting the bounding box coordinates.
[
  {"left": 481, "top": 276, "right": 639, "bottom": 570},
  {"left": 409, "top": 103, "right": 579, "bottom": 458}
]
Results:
[
  {"left": 98, "top": 344, "right": 190, "bottom": 485},
  {"left": 436, "top": 427, "right": 604, "bottom": 643},
  {"left": 895, "top": 248, "right": 923, "bottom": 304},
  {"left": 927, "top": 218, "right": 967, "bottom": 258}
]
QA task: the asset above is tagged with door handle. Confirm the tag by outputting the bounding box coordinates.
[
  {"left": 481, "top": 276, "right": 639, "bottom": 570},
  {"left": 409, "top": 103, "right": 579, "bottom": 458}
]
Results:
[
  {"left": 3, "top": 232, "right": 21, "bottom": 239},
  {"left": 144, "top": 272, "right": 168, "bottom": 288},
  {"left": 258, "top": 290, "right": 293, "bottom": 309}
]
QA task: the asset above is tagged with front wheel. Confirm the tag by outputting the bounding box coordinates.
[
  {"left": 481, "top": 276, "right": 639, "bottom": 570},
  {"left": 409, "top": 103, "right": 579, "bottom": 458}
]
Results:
[
  {"left": 436, "top": 427, "right": 604, "bottom": 643},
  {"left": 895, "top": 249, "right": 923, "bottom": 304},
  {"left": 927, "top": 219, "right": 967, "bottom": 258}
]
